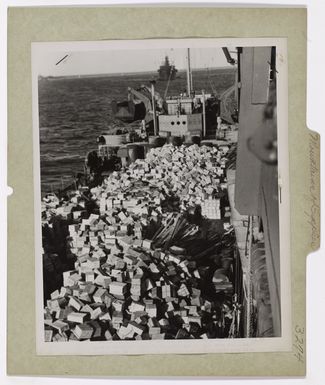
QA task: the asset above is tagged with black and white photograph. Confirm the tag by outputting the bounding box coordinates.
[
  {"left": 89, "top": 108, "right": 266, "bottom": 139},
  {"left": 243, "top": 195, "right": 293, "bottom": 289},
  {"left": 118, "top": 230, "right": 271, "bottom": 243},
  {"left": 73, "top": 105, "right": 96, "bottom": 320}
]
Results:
[{"left": 32, "top": 38, "right": 290, "bottom": 355}]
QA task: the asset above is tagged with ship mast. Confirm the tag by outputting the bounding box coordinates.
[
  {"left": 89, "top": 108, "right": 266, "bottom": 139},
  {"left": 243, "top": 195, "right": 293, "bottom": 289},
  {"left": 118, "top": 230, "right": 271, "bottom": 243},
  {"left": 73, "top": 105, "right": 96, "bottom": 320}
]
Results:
[
  {"left": 186, "top": 48, "right": 193, "bottom": 96},
  {"left": 150, "top": 80, "right": 158, "bottom": 136}
]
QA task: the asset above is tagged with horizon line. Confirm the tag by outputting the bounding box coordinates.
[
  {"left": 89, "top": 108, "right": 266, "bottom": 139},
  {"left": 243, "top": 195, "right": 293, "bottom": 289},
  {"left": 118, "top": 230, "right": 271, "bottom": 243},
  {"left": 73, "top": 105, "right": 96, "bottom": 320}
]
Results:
[{"left": 38, "top": 66, "right": 236, "bottom": 79}]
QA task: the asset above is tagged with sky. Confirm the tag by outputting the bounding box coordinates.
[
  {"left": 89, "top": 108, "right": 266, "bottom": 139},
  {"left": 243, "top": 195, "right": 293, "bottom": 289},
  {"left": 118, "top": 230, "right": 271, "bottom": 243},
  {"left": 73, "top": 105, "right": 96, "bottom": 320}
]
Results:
[{"left": 36, "top": 47, "right": 233, "bottom": 77}]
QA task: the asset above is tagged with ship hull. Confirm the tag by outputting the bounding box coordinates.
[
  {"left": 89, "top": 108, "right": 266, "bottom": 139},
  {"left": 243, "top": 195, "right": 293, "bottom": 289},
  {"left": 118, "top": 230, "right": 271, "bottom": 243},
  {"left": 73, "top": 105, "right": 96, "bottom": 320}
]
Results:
[{"left": 158, "top": 68, "right": 177, "bottom": 81}]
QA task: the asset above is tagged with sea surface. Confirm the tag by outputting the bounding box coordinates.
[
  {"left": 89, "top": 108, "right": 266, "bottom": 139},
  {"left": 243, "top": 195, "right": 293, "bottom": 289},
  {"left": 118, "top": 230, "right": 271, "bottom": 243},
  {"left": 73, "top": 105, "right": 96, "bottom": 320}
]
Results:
[{"left": 38, "top": 68, "right": 235, "bottom": 193}]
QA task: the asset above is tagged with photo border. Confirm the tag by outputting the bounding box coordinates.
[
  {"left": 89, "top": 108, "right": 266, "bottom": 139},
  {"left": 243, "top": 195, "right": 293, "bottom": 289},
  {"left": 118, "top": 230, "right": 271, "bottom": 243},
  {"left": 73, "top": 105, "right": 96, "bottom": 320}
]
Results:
[{"left": 32, "top": 37, "right": 291, "bottom": 356}]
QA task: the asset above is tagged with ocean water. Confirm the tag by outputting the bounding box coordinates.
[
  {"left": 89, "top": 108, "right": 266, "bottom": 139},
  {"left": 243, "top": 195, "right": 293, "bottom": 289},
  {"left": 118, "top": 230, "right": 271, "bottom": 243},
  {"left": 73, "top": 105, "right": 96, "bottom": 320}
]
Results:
[{"left": 38, "top": 68, "right": 235, "bottom": 193}]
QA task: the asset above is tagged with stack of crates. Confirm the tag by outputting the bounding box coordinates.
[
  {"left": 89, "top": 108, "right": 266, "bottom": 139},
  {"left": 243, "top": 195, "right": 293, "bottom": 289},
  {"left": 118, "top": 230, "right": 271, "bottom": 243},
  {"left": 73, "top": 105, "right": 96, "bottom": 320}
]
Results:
[{"left": 201, "top": 198, "right": 221, "bottom": 220}]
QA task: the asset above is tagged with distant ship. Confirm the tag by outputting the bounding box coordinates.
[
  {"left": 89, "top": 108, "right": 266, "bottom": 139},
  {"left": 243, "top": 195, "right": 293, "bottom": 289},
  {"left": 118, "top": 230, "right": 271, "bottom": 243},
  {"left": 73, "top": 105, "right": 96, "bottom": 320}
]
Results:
[{"left": 157, "top": 56, "right": 178, "bottom": 81}]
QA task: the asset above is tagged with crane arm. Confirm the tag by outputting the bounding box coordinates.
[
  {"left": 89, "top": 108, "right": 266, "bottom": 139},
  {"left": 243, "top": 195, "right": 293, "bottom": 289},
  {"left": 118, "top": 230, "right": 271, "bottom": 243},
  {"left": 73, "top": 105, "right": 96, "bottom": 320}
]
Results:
[{"left": 128, "top": 87, "right": 152, "bottom": 112}]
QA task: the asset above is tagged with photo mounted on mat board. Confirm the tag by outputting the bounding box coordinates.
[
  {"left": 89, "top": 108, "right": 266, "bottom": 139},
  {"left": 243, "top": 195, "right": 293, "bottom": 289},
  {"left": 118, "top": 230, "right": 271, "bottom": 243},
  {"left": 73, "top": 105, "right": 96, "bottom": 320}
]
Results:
[{"left": 31, "top": 37, "right": 290, "bottom": 355}]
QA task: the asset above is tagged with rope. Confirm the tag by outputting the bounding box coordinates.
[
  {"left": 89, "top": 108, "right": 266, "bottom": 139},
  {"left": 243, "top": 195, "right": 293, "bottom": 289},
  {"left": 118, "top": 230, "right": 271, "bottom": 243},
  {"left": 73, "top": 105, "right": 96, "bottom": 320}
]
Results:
[
  {"left": 163, "top": 67, "right": 174, "bottom": 99},
  {"left": 206, "top": 68, "right": 217, "bottom": 95}
]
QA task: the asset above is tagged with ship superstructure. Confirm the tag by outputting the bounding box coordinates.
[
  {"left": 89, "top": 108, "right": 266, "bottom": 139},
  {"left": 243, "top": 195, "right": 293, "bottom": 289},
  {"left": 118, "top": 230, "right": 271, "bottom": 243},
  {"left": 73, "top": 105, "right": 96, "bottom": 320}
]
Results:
[{"left": 157, "top": 56, "right": 178, "bottom": 81}]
